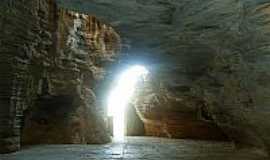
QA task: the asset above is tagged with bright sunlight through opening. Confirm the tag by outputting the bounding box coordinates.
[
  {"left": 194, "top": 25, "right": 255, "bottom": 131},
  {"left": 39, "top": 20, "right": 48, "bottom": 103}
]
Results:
[{"left": 107, "top": 65, "right": 148, "bottom": 141}]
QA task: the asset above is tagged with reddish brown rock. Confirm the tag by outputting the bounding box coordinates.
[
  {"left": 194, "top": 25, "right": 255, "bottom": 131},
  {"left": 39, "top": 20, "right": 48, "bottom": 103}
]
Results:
[
  {"left": 22, "top": 9, "right": 121, "bottom": 145},
  {"left": 0, "top": 0, "right": 121, "bottom": 153},
  {"left": 142, "top": 111, "right": 227, "bottom": 140},
  {"left": 134, "top": 77, "right": 228, "bottom": 141}
]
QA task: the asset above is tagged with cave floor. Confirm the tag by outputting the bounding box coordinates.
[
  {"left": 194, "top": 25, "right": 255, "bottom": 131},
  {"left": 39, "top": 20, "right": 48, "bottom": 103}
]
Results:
[{"left": 1, "top": 137, "right": 268, "bottom": 160}]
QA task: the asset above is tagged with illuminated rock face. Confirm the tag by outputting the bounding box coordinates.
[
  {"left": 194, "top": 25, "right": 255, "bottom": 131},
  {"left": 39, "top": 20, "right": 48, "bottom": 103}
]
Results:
[
  {"left": 0, "top": 0, "right": 120, "bottom": 153},
  {"left": 134, "top": 76, "right": 228, "bottom": 140},
  {"left": 59, "top": 0, "right": 270, "bottom": 154},
  {"left": 22, "top": 9, "right": 120, "bottom": 145},
  {"left": 125, "top": 104, "right": 145, "bottom": 136},
  {"left": 1, "top": 0, "right": 270, "bottom": 157}
]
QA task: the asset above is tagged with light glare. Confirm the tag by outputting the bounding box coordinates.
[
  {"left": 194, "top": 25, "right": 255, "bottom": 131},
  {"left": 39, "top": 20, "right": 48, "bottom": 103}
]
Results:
[{"left": 107, "top": 65, "right": 148, "bottom": 141}]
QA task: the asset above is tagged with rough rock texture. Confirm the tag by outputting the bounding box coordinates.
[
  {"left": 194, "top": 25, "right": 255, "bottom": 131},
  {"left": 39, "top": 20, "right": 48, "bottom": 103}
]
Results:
[
  {"left": 190, "top": 2, "right": 270, "bottom": 152},
  {"left": 58, "top": 0, "right": 270, "bottom": 155},
  {"left": 134, "top": 75, "right": 228, "bottom": 140},
  {"left": 125, "top": 104, "right": 144, "bottom": 136},
  {"left": 22, "top": 9, "right": 120, "bottom": 145},
  {"left": 1, "top": 0, "right": 270, "bottom": 157},
  {"left": 0, "top": 0, "right": 121, "bottom": 153},
  {"left": 0, "top": 0, "right": 56, "bottom": 153}
]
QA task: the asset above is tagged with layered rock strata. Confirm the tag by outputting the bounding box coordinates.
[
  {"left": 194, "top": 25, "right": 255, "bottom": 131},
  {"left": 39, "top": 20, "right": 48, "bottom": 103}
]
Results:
[{"left": 0, "top": 0, "right": 120, "bottom": 153}]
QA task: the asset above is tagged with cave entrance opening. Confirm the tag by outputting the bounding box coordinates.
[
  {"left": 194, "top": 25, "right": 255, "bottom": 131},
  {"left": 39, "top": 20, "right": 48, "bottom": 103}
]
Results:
[{"left": 107, "top": 65, "right": 148, "bottom": 141}]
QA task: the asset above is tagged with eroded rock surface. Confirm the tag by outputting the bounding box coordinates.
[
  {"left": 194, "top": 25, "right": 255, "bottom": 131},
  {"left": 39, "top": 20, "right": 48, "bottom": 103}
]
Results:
[
  {"left": 125, "top": 104, "right": 145, "bottom": 136},
  {"left": 0, "top": 0, "right": 57, "bottom": 153},
  {"left": 0, "top": 0, "right": 121, "bottom": 153},
  {"left": 1, "top": 0, "right": 270, "bottom": 157},
  {"left": 133, "top": 75, "right": 228, "bottom": 140},
  {"left": 22, "top": 9, "right": 121, "bottom": 145},
  {"left": 58, "top": 0, "right": 270, "bottom": 155}
]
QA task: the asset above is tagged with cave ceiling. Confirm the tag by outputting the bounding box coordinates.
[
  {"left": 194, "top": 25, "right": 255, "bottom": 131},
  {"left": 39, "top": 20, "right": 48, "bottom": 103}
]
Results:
[{"left": 57, "top": 0, "right": 270, "bottom": 89}]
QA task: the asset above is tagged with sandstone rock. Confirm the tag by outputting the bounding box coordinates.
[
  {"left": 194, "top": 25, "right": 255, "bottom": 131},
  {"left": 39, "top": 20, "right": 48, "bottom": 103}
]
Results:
[
  {"left": 57, "top": 0, "right": 270, "bottom": 155},
  {"left": 1, "top": 0, "right": 270, "bottom": 156},
  {"left": 125, "top": 104, "right": 145, "bottom": 136},
  {"left": 22, "top": 8, "right": 121, "bottom": 145},
  {"left": 0, "top": 0, "right": 56, "bottom": 153},
  {"left": 133, "top": 75, "right": 228, "bottom": 140},
  {"left": 0, "top": 0, "right": 121, "bottom": 153}
]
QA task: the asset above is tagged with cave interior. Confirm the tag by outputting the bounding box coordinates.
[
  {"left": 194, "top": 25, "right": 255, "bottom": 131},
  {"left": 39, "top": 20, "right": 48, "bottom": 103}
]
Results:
[{"left": 1, "top": 0, "right": 270, "bottom": 160}]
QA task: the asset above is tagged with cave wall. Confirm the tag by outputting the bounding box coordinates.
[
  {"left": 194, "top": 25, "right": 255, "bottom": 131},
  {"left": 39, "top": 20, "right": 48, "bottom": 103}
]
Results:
[
  {"left": 162, "top": 1, "right": 266, "bottom": 155},
  {"left": 56, "top": 0, "right": 270, "bottom": 155},
  {"left": 188, "top": 2, "right": 270, "bottom": 152},
  {"left": 158, "top": 1, "right": 270, "bottom": 154},
  {"left": 134, "top": 75, "right": 228, "bottom": 140},
  {"left": 125, "top": 104, "right": 145, "bottom": 136},
  {"left": 22, "top": 9, "right": 121, "bottom": 145},
  {"left": 1, "top": 0, "right": 270, "bottom": 156},
  {"left": 0, "top": 0, "right": 121, "bottom": 153},
  {"left": 0, "top": 0, "right": 56, "bottom": 153}
]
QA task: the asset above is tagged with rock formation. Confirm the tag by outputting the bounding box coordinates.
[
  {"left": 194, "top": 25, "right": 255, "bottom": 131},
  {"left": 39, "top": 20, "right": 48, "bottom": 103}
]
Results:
[
  {"left": 58, "top": 0, "right": 270, "bottom": 155},
  {"left": 133, "top": 74, "right": 227, "bottom": 140},
  {"left": 22, "top": 8, "right": 121, "bottom": 145},
  {"left": 125, "top": 104, "right": 145, "bottom": 136},
  {"left": 0, "top": 0, "right": 120, "bottom": 153},
  {"left": 0, "top": 0, "right": 56, "bottom": 153},
  {"left": 1, "top": 0, "right": 270, "bottom": 157}
]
